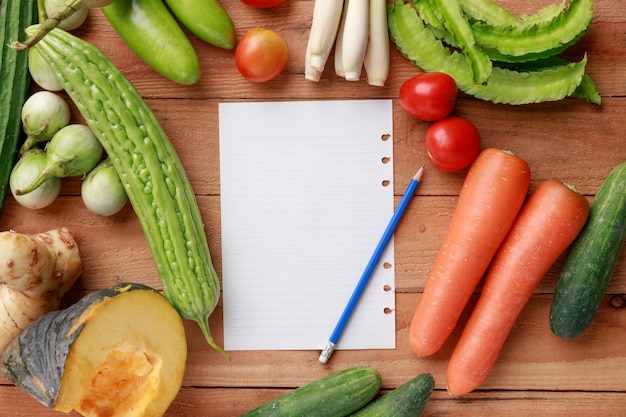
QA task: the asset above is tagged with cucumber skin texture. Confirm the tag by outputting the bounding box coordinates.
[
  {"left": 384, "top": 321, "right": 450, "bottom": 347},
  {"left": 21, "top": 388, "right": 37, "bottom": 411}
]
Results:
[
  {"left": 165, "top": 0, "right": 237, "bottom": 50},
  {"left": 550, "top": 162, "right": 626, "bottom": 339},
  {"left": 240, "top": 367, "right": 382, "bottom": 417},
  {"left": 0, "top": 0, "right": 37, "bottom": 216},
  {"left": 349, "top": 373, "right": 434, "bottom": 417},
  {"left": 30, "top": 26, "right": 228, "bottom": 358},
  {"left": 102, "top": 0, "right": 201, "bottom": 85}
]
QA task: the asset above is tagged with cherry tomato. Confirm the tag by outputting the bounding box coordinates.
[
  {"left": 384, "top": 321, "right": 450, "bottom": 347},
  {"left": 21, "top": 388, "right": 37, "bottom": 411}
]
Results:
[
  {"left": 424, "top": 117, "right": 481, "bottom": 172},
  {"left": 235, "top": 28, "right": 288, "bottom": 83},
  {"left": 399, "top": 72, "right": 458, "bottom": 122},
  {"left": 240, "top": 0, "right": 285, "bottom": 7}
]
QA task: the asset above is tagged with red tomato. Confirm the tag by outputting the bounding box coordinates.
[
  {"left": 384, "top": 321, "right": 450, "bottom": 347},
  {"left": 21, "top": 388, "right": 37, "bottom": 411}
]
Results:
[
  {"left": 240, "top": 0, "right": 285, "bottom": 7},
  {"left": 235, "top": 28, "right": 289, "bottom": 83},
  {"left": 424, "top": 117, "right": 481, "bottom": 172},
  {"left": 399, "top": 72, "right": 458, "bottom": 122}
]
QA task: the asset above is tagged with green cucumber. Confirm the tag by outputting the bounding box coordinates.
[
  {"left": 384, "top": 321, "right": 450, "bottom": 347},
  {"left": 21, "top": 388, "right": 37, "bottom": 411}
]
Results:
[
  {"left": 0, "top": 0, "right": 37, "bottom": 216},
  {"left": 550, "top": 162, "right": 626, "bottom": 339},
  {"left": 240, "top": 366, "right": 382, "bottom": 417},
  {"left": 349, "top": 373, "right": 434, "bottom": 417},
  {"left": 388, "top": 0, "right": 588, "bottom": 105},
  {"left": 164, "top": 0, "right": 236, "bottom": 50},
  {"left": 102, "top": 0, "right": 201, "bottom": 85},
  {"left": 29, "top": 26, "right": 228, "bottom": 358}
]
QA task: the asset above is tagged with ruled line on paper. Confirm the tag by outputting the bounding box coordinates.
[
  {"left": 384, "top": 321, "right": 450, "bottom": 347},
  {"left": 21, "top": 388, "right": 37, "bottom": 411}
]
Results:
[{"left": 219, "top": 100, "right": 395, "bottom": 351}]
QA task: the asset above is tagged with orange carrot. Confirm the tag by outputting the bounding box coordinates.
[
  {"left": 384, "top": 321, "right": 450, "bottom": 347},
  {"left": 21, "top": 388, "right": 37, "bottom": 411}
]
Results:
[
  {"left": 409, "top": 148, "right": 530, "bottom": 357},
  {"left": 446, "top": 179, "right": 590, "bottom": 396}
]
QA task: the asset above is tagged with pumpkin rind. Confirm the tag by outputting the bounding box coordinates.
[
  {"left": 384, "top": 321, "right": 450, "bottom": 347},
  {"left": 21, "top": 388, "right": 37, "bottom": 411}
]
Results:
[{"left": 1, "top": 282, "right": 187, "bottom": 417}]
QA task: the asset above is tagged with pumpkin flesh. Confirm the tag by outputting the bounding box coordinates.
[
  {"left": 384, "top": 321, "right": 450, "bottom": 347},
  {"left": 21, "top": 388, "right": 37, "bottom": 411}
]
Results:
[{"left": 52, "top": 288, "right": 187, "bottom": 417}]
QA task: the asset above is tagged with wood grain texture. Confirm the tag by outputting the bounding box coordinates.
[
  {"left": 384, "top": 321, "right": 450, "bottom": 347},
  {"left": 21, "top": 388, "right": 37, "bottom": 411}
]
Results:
[{"left": 1, "top": 0, "right": 625, "bottom": 415}]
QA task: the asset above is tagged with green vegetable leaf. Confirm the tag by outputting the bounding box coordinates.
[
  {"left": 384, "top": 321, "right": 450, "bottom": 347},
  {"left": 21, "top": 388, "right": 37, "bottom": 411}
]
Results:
[
  {"left": 426, "top": 0, "right": 492, "bottom": 84},
  {"left": 388, "top": 0, "right": 590, "bottom": 104}
]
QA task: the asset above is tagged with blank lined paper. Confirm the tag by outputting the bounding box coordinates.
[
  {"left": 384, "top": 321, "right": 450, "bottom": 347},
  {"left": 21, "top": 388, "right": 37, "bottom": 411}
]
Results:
[{"left": 219, "top": 100, "right": 395, "bottom": 351}]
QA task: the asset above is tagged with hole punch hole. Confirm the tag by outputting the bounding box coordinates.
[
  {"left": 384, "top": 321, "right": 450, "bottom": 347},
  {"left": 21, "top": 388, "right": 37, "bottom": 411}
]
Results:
[
  {"left": 381, "top": 156, "right": 390, "bottom": 164},
  {"left": 382, "top": 180, "right": 390, "bottom": 187},
  {"left": 610, "top": 295, "right": 626, "bottom": 309},
  {"left": 383, "top": 284, "right": 392, "bottom": 292},
  {"left": 381, "top": 133, "right": 391, "bottom": 142},
  {"left": 383, "top": 262, "right": 392, "bottom": 269},
  {"left": 383, "top": 307, "right": 393, "bottom": 315}
]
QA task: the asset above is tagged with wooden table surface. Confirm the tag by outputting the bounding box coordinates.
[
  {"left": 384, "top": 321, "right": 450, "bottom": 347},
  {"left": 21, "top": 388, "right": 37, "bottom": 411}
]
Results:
[{"left": 1, "top": 0, "right": 626, "bottom": 415}]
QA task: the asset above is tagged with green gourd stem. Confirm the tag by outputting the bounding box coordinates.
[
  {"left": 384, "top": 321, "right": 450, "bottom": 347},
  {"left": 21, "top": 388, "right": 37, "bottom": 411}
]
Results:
[
  {"left": 30, "top": 26, "right": 229, "bottom": 360},
  {"left": 13, "top": 0, "right": 113, "bottom": 50},
  {"left": 387, "top": 0, "right": 589, "bottom": 105}
]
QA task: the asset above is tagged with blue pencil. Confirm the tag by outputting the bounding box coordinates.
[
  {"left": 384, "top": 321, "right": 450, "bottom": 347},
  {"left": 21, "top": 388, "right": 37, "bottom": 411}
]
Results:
[{"left": 319, "top": 164, "right": 425, "bottom": 364}]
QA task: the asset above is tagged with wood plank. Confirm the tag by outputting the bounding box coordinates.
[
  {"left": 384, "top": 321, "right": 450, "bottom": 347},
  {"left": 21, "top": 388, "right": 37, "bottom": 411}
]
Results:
[
  {"left": 35, "top": 95, "right": 626, "bottom": 197},
  {"left": 1, "top": 192, "right": 624, "bottom": 294},
  {"left": 1, "top": 0, "right": 625, "bottom": 415},
  {"left": 3, "top": 386, "right": 626, "bottom": 417}
]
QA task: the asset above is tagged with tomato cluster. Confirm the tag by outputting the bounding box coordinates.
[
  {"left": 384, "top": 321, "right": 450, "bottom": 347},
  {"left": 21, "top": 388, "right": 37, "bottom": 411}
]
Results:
[{"left": 399, "top": 72, "right": 481, "bottom": 172}]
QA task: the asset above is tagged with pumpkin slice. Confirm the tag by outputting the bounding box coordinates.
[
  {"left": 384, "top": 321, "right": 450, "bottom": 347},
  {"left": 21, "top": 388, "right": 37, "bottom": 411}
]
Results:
[{"left": 1, "top": 283, "right": 187, "bottom": 417}]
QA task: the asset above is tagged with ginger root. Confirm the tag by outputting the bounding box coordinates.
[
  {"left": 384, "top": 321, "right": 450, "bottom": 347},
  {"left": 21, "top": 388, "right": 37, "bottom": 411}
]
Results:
[{"left": 0, "top": 227, "right": 82, "bottom": 355}]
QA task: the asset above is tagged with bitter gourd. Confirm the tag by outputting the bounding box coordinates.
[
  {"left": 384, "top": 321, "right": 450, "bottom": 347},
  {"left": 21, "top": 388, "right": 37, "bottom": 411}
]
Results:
[{"left": 28, "top": 26, "right": 229, "bottom": 359}]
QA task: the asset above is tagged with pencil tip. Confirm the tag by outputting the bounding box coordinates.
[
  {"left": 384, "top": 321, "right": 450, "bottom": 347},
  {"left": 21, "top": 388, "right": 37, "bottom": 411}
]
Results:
[{"left": 414, "top": 164, "right": 425, "bottom": 181}]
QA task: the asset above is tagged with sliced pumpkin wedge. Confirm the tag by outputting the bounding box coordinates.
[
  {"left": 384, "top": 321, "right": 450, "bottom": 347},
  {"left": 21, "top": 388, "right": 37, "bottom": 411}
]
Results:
[{"left": 1, "top": 283, "right": 187, "bottom": 417}]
